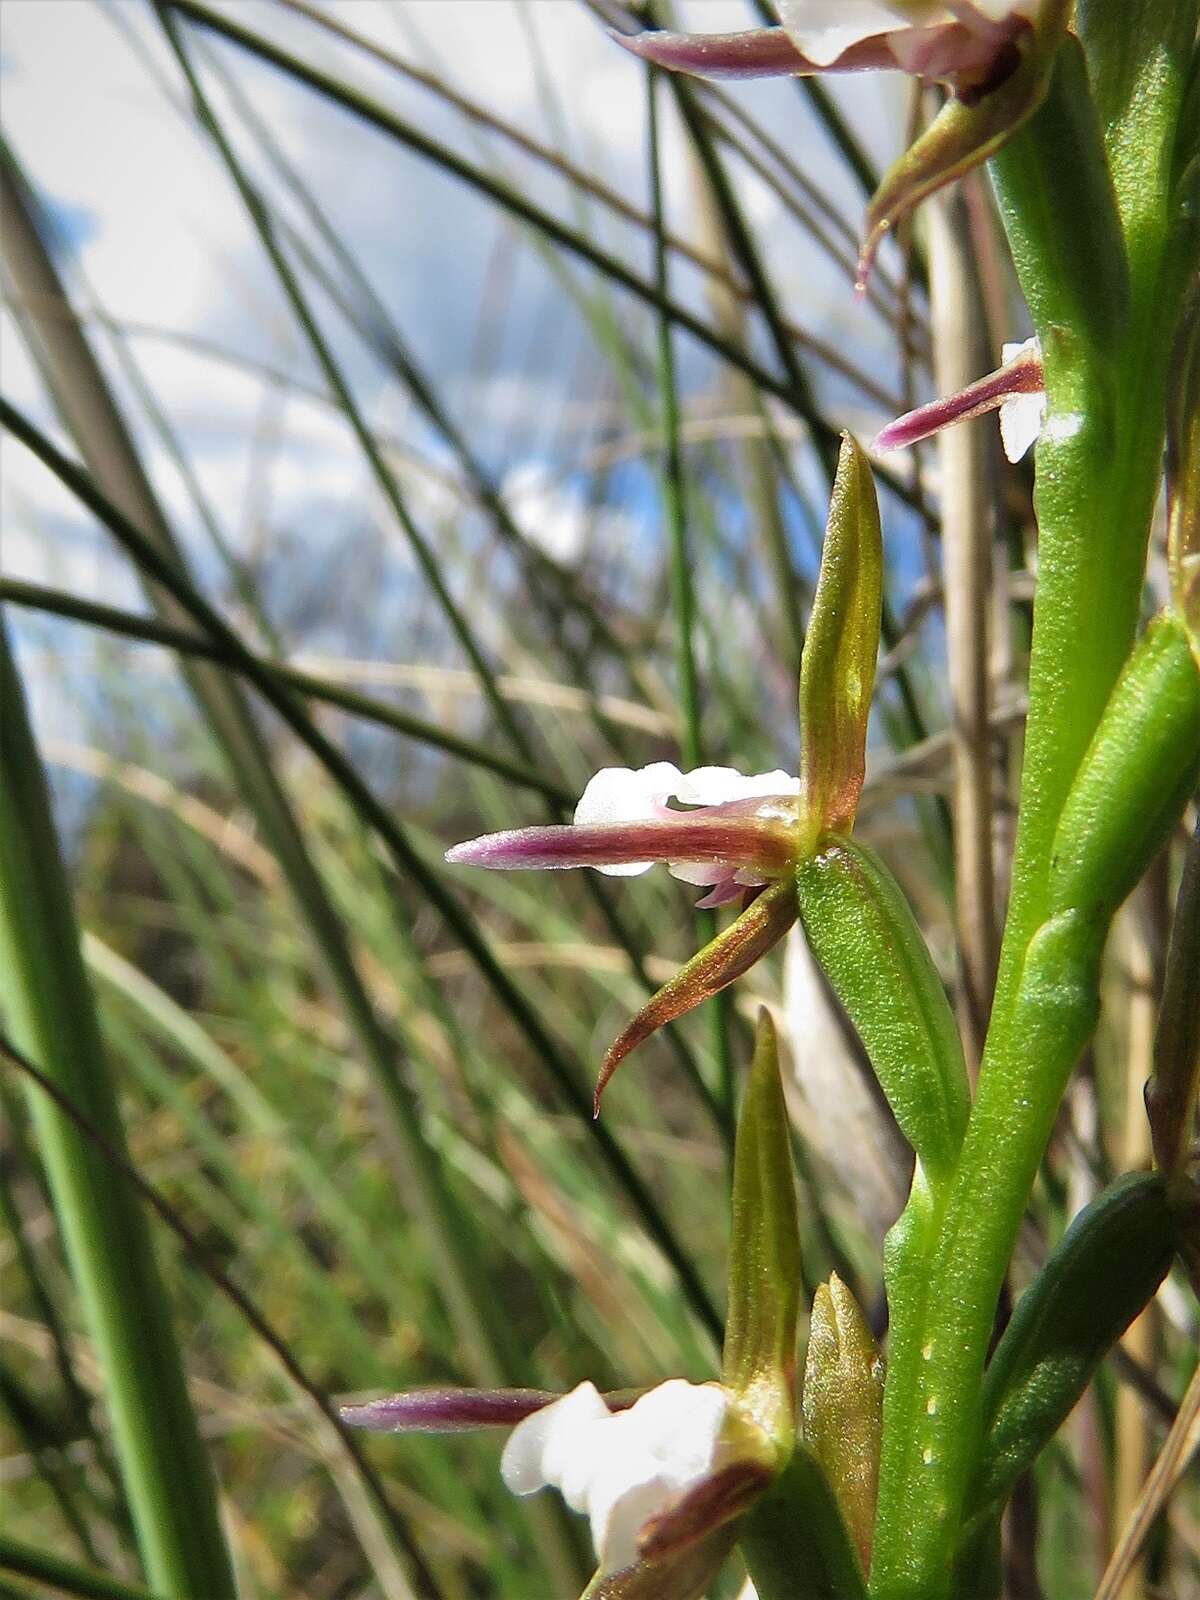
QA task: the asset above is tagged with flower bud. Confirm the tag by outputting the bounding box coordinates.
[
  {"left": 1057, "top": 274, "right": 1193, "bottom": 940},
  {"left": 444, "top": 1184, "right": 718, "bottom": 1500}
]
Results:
[{"left": 802, "top": 1275, "right": 884, "bottom": 1569}]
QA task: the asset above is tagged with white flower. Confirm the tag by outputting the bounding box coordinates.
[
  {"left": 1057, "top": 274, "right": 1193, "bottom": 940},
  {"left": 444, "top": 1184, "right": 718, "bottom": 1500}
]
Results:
[
  {"left": 574, "top": 763, "right": 799, "bottom": 899},
  {"left": 998, "top": 337, "right": 1047, "bottom": 462},
  {"left": 500, "top": 1379, "right": 738, "bottom": 1577}
]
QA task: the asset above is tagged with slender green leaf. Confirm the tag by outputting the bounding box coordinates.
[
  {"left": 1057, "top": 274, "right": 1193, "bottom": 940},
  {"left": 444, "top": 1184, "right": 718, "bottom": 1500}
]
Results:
[
  {"left": 1047, "top": 614, "right": 1200, "bottom": 923},
  {"left": 0, "top": 624, "right": 236, "bottom": 1599},
  {"left": 967, "top": 1173, "right": 1175, "bottom": 1521}
]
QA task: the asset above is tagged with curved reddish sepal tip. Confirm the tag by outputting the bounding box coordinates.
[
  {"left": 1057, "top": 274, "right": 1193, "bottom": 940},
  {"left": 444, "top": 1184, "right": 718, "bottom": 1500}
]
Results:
[
  {"left": 593, "top": 878, "right": 798, "bottom": 1114},
  {"left": 638, "top": 1458, "right": 773, "bottom": 1563},
  {"left": 609, "top": 25, "right": 808, "bottom": 80},
  {"left": 340, "top": 1386, "right": 557, "bottom": 1433}
]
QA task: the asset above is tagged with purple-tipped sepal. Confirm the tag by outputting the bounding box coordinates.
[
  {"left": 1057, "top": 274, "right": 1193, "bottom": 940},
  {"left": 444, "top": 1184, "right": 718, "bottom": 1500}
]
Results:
[
  {"left": 873, "top": 338, "right": 1045, "bottom": 459},
  {"left": 446, "top": 818, "right": 796, "bottom": 878},
  {"left": 341, "top": 1386, "right": 557, "bottom": 1434},
  {"left": 610, "top": 25, "right": 813, "bottom": 81}
]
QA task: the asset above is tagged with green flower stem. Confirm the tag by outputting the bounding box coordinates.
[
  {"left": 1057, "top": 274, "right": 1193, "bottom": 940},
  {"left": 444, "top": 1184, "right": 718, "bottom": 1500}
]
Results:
[
  {"left": 0, "top": 624, "right": 236, "bottom": 1600},
  {"left": 872, "top": 25, "right": 1199, "bottom": 1595}
]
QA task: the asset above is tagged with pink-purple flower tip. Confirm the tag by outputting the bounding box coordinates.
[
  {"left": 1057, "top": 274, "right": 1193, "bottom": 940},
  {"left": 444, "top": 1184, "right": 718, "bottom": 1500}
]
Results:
[
  {"left": 340, "top": 1387, "right": 557, "bottom": 1433},
  {"left": 446, "top": 819, "right": 796, "bottom": 875},
  {"left": 873, "top": 341, "right": 1045, "bottom": 454},
  {"left": 609, "top": 25, "right": 808, "bottom": 81}
]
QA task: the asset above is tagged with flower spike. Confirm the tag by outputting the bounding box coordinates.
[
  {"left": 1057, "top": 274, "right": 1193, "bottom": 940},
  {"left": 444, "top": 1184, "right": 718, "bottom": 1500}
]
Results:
[{"left": 593, "top": 880, "right": 799, "bottom": 1115}]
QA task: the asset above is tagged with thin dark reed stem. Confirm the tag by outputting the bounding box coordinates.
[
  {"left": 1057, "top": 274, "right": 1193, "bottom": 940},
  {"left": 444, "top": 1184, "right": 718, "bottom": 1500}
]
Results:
[{"left": 0, "top": 579, "right": 571, "bottom": 803}]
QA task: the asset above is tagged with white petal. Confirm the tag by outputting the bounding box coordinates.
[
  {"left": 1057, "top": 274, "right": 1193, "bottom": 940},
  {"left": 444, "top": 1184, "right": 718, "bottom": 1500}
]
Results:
[
  {"left": 1001, "top": 334, "right": 1040, "bottom": 365},
  {"left": 999, "top": 389, "right": 1046, "bottom": 462},
  {"left": 673, "top": 766, "right": 800, "bottom": 807},
  {"left": 620, "top": 1379, "right": 729, "bottom": 1476},
  {"left": 501, "top": 1379, "right": 733, "bottom": 1575},
  {"left": 969, "top": 0, "right": 1040, "bottom": 20},
  {"left": 574, "top": 763, "right": 682, "bottom": 825},
  {"left": 776, "top": 1, "right": 929, "bottom": 66},
  {"left": 592, "top": 1470, "right": 676, "bottom": 1575},
  {"left": 584, "top": 1382, "right": 731, "bottom": 1574},
  {"left": 573, "top": 763, "right": 682, "bottom": 876},
  {"left": 500, "top": 1382, "right": 610, "bottom": 1498}
]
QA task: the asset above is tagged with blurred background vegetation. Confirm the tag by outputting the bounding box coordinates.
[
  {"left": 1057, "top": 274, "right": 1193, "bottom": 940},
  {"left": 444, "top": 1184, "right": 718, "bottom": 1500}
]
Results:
[{"left": 0, "top": 3, "right": 1196, "bottom": 1597}]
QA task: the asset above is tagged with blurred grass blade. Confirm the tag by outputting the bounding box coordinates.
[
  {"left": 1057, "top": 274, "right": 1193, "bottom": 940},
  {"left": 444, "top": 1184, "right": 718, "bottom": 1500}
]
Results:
[
  {"left": 1093, "top": 1356, "right": 1200, "bottom": 1600},
  {"left": 0, "top": 1026, "right": 438, "bottom": 1596},
  {"left": 0, "top": 578, "right": 571, "bottom": 802},
  {"left": 0, "top": 621, "right": 236, "bottom": 1599},
  {"left": 0, "top": 1534, "right": 164, "bottom": 1600},
  {"left": 0, "top": 395, "right": 722, "bottom": 1346},
  {"left": 0, "top": 145, "right": 580, "bottom": 1591}
]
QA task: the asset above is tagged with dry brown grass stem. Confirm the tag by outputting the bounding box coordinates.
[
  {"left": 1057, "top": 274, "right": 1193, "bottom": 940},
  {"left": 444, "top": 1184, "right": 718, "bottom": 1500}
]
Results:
[{"left": 927, "top": 187, "right": 999, "bottom": 1070}]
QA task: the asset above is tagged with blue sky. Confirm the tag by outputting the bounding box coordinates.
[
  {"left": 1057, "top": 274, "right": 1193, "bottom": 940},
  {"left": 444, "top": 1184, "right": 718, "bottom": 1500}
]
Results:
[{"left": 2, "top": 0, "right": 930, "bottom": 770}]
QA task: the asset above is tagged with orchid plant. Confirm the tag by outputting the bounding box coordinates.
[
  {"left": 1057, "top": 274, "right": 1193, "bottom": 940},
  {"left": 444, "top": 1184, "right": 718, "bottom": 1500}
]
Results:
[{"left": 345, "top": 3, "right": 1200, "bottom": 1598}]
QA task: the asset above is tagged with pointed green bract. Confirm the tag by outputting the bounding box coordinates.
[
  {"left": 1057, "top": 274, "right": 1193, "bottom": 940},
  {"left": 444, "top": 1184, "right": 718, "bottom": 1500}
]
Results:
[
  {"left": 796, "top": 839, "right": 969, "bottom": 1187},
  {"left": 722, "top": 1011, "right": 801, "bottom": 1448},
  {"left": 798, "top": 433, "right": 882, "bottom": 841},
  {"left": 802, "top": 1275, "right": 884, "bottom": 1571},
  {"left": 739, "top": 1444, "right": 868, "bottom": 1600}
]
